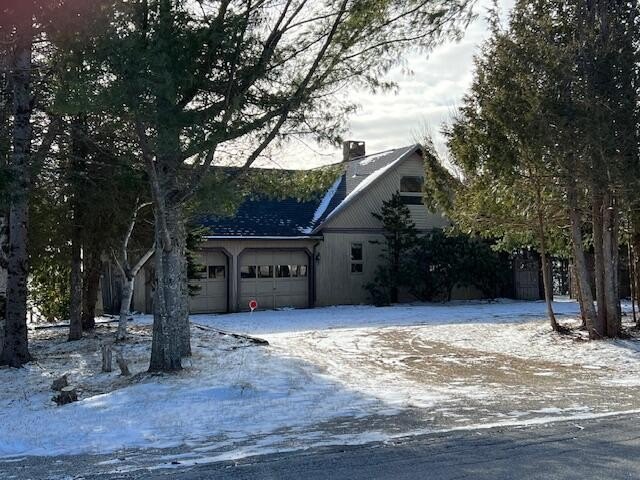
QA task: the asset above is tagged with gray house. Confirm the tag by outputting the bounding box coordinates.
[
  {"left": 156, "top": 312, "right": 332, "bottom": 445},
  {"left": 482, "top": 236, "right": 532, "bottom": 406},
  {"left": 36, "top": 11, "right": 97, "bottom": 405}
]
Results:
[{"left": 130, "top": 142, "right": 502, "bottom": 314}]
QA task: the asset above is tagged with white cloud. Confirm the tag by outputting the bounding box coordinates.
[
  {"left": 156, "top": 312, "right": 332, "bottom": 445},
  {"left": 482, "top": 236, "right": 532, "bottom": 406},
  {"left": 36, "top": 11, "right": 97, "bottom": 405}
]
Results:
[{"left": 263, "top": 0, "right": 515, "bottom": 170}]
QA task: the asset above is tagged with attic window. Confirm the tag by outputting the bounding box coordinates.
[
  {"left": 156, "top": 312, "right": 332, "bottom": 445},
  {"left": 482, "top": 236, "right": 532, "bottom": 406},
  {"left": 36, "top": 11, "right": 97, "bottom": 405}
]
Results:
[
  {"left": 400, "top": 176, "right": 424, "bottom": 205},
  {"left": 400, "top": 176, "right": 423, "bottom": 193}
]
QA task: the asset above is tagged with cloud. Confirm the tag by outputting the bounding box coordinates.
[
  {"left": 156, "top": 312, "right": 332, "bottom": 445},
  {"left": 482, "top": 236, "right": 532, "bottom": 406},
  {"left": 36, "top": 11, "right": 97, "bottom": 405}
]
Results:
[{"left": 260, "top": 0, "right": 515, "bottom": 170}]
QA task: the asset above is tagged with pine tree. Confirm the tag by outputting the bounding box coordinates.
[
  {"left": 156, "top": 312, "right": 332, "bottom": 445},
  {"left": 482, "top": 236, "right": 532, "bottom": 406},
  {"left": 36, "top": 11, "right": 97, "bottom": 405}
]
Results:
[{"left": 367, "top": 192, "right": 418, "bottom": 305}]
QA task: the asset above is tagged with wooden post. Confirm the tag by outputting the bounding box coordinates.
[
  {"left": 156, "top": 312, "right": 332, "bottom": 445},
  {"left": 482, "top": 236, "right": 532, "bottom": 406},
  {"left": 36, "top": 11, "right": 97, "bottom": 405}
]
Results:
[{"left": 101, "top": 344, "right": 112, "bottom": 373}]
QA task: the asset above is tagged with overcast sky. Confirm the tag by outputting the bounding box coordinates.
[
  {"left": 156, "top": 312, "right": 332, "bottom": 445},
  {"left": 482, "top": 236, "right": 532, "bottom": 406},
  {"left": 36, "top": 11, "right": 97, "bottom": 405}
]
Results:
[{"left": 264, "top": 0, "right": 515, "bottom": 170}]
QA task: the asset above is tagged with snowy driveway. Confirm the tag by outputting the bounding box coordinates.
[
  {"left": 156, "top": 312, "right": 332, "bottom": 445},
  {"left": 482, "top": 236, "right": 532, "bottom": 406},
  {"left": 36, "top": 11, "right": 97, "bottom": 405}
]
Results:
[{"left": 2, "top": 299, "right": 640, "bottom": 469}]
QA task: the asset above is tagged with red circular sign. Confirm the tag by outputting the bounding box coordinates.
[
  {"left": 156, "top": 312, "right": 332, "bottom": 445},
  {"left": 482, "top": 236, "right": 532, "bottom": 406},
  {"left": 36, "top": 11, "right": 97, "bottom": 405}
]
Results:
[{"left": 249, "top": 300, "right": 258, "bottom": 311}]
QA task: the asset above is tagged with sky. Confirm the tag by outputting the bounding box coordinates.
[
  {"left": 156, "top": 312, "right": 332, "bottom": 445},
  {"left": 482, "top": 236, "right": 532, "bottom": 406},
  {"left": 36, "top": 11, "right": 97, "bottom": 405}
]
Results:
[{"left": 266, "top": 0, "right": 515, "bottom": 170}]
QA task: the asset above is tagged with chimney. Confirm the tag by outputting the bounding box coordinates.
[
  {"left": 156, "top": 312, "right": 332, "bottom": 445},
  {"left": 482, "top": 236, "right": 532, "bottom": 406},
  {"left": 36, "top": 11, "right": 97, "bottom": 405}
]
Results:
[{"left": 342, "top": 140, "right": 365, "bottom": 162}]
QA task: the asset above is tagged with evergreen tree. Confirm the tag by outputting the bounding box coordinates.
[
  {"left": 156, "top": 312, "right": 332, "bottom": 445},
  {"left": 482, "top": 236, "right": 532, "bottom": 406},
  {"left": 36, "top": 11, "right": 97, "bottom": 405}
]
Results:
[{"left": 367, "top": 192, "right": 418, "bottom": 305}]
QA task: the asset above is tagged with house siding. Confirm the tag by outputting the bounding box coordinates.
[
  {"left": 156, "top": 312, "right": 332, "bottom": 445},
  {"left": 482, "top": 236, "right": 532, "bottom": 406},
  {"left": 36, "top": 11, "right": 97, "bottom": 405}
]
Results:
[
  {"left": 315, "top": 232, "right": 386, "bottom": 306},
  {"left": 323, "top": 151, "right": 449, "bottom": 231}
]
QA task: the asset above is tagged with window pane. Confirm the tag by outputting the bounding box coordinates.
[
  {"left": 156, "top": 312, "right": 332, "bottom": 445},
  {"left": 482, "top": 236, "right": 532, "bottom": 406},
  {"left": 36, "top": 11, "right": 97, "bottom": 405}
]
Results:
[
  {"left": 400, "top": 195, "right": 424, "bottom": 205},
  {"left": 351, "top": 243, "right": 363, "bottom": 261},
  {"left": 209, "top": 265, "right": 225, "bottom": 279},
  {"left": 351, "top": 263, "right": 363, "bottom": 273},
  {"left": 298, "top": 265, "right": 308, "bottom": 277},
  {"left": 276, "top": 265, "right": 291, "bottom": 278},
  {"left": 400, "top": 176, "right": 423, "bottom": 193},
  {"left": 258, "top": 265, "right": 273, "bottom": 278},
  {"left": 240, "top": 265, "right": 256, "bottom": 279}
]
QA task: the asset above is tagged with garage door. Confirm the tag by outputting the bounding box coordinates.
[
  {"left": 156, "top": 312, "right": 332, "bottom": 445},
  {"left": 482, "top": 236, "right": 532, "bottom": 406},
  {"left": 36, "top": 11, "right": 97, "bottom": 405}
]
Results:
[
  {"left": 239, "top": 251, "right": 309, "bottom": 311},
  {"left": 190, "top": 251, "right": 228, "bottom": 313}
]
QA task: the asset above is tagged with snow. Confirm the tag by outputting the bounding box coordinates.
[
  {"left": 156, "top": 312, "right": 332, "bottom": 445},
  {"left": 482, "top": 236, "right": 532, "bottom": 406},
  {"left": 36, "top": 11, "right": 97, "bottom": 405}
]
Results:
[
  {"left": 357, "top": 150, "right": 395, "bottom": 166},
  {"left": 2, "top": 299, "right": 640, "bottom": 466},
  {"left": 318, "top": 145, "right": 417, "bottom": 227},
  {"left": 298, "top": 175, "right": 343, "bottom": 234}
]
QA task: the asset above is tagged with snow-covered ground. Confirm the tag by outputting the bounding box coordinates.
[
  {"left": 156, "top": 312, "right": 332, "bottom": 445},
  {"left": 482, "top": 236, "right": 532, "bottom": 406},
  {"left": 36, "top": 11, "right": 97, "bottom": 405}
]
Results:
[{"left": 1, "top": 299, "right": 639, "bottom": 468}]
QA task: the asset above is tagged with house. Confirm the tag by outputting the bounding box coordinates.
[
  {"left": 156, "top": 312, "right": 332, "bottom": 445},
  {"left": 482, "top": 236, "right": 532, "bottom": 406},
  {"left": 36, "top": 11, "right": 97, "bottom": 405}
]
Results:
[{"left": 128, "top": 141, "right": 539, "bottom": 314}]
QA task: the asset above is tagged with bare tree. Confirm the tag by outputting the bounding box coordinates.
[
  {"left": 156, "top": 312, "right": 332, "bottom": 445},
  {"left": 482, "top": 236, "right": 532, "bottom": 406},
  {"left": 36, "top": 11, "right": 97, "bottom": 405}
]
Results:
[{"left": 113, "top": 201, "right": 154, "bottom": 342}]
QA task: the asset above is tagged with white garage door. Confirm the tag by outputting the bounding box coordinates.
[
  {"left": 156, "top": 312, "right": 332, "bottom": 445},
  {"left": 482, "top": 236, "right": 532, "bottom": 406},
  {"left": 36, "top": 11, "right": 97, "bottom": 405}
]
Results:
[
  {"left": 190, "top": 251, "right": 228, "bottom": 313},
  {"left": 239, "top": 251, "right": 309, "bottom": 311}
]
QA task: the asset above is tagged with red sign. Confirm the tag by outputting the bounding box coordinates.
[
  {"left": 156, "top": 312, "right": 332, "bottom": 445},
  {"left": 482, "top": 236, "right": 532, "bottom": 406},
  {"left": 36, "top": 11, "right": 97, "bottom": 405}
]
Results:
[{"left": 249, "top": 300, "right": 258, "bottom": 312}]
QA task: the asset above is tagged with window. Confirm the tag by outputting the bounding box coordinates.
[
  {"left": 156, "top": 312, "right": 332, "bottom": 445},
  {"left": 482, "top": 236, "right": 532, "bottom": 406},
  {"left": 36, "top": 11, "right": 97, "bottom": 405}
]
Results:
[
  {"left": 287, "top": 265, "right": 307, "bottom": 278},
  {"left": 400, "top": 176, "right": 424, "bottom": 205},
  {"left": 258, "top": 265, "right": 274, "bottom": 278},
  {"left": 401, "top": 196, "right": 424, "bottom": 205},
  {"left": 351, "top": 243, "right": 363, "bottom": 274},
  {"left": 400, "top": 176, "right": 424, "bottom": 193},
  {"left": 208, "top": 265, "right": 225, "bottom": 279},
  {"left": 240, "top": 265, "right": 256, "bottom": 279},
  {"left": 276, "top": 265, "right": 291, "bottom": 278}
]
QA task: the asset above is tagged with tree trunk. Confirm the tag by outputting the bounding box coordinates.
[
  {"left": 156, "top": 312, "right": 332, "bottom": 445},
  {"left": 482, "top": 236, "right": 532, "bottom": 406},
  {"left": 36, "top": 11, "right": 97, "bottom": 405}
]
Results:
[
  {"left": 602, "top": 193, "right": 620, "bottom": 337},
  {"left": 148, "top": 202, "right": 189, "bottom": 372},
  {"left": 82, "top": 252, "right": 102, "bottom": 331},
  {"left": 68, "top": 116, "right": 86, "bottom": 342},
  {"left": 535, "top": 182, "right": 557, "bottom": 330},
  {"left": 1, "top": 19, "right": 33, "bottom": 367},
  {"left": 567, "top": 181, "right": 599, "bottom": 338},
  {"left": 68, "top": 230, "right": 83, "bottom": 341},
  {"left": 571, "top": 262, "right": 587, "bottom": 328},
  {"left": 116, "top": 276, "right": 134, "bottom": 341},
  {"left": 632, "top": 221, "right": 640, "bottom": 325},
  {"left": 627, "top": 241, "right": 636, "bottom": 325},
  {"left": 592, "top": 194, "right": 607, "bottom": 335}
]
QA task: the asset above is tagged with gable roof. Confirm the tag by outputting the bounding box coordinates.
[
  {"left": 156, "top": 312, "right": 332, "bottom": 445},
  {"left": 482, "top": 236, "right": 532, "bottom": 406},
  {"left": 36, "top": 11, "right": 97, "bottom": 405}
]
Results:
[
  {"left": 199, "top": 144, "right": 420, "bottom": 238},
  {"left": 310, "top": 144, "right": 420, "bottom": 233}
]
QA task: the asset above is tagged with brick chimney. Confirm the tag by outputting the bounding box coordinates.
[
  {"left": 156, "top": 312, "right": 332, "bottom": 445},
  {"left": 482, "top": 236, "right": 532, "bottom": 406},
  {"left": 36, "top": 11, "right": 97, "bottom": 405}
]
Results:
[{"left": 342, "top": 140, "right": 365, "bottom": 162}]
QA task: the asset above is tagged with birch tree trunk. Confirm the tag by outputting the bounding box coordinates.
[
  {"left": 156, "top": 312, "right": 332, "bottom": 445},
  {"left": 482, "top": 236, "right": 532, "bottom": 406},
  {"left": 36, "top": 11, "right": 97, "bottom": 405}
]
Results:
[
  {"left": 567, "top": 181, "right": 599, "bottom": 338},
  {"left": 117, "top": 276, "right": 134, "bottom": 341},
  {"left": 1, "top": 17, "right": 33, "bottom": 367},
  {"left": 116, "top": 246, "right": 153, "bottom": 342}
]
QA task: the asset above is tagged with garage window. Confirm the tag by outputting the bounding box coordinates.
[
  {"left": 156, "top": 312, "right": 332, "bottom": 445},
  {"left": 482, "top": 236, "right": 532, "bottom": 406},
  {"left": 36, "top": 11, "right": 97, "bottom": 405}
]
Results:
[
  {"left": 208, "top": 265, "right": 225, "bottom": 279},
  {"left": 297, "top": 265, "right": 308, "bottom": 277},
  {"left": 351, "top": 243, "right": 363, "bottom": 274},
  {"left": 258, "top": 265, "right": 274, "bottom": 278},
  {"left": 240, "top": 265, "right": 257, "bottom": 279},
  {"left": 276, "top": 265, "right": 291, "bottom": 278}
]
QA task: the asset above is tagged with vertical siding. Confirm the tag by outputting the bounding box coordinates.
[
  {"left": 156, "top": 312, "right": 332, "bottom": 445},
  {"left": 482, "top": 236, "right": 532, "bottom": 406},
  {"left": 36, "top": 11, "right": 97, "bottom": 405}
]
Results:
[
  {"left": 323, "top": 152, "right": 450, "bottom": 231},
  {"left": 315, "top": 232, "right": 386, "bottom": 306}
]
